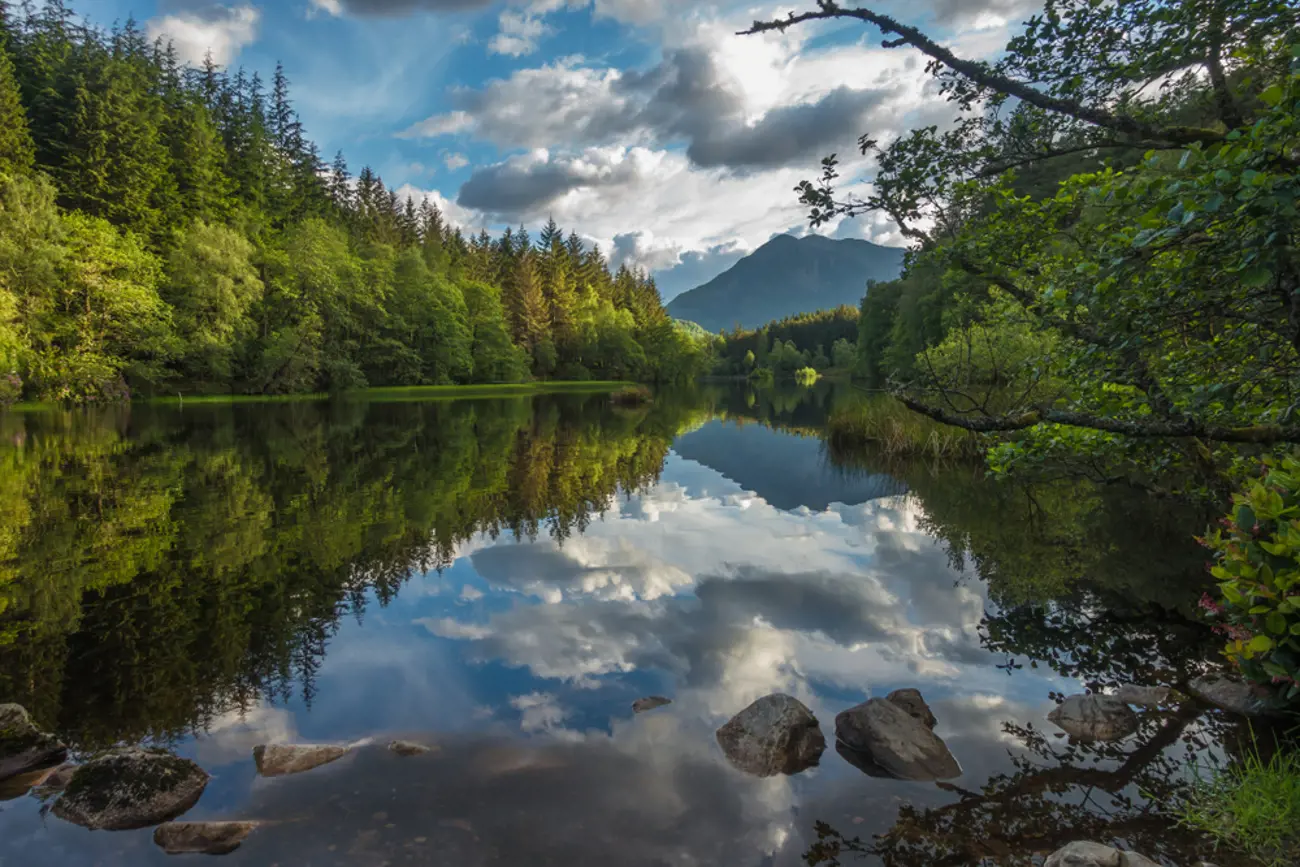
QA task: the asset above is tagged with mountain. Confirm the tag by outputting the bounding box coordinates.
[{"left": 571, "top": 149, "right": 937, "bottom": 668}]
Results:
[{"left": 664, "top": 234, "right": 906, "bottom": 333}]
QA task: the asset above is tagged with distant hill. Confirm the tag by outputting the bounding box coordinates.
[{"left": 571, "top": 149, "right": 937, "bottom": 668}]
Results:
[{"left": 665, "top": 235, "right": 906, "bottom": 333}]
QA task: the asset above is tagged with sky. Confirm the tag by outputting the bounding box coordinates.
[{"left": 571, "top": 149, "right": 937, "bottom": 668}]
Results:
[{"left": 72, "top": 0, "right": 1041, "bottom": 298}]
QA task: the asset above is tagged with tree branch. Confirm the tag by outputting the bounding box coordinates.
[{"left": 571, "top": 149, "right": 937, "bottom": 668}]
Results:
[
  {"left": 893, "top": 394, "right": 1300, "bottom": 444},
  {"left": 739, "top": 2, "right": 1225, "bottom": 145}
]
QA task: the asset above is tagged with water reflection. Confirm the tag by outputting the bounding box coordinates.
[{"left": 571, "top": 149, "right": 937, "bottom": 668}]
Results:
[{"left": 0, "top": 386, "right": 1244, "bottom": 866}]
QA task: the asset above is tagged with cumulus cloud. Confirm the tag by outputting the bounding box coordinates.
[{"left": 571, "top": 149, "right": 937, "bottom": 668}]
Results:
[
  {"left": 457, "top": 146, "right": 664, "bottom": 217},
  {"left": 443, "top": 152, "right": 470, "bottom": 171},
  {"left": 146, "top": 3, "right": 260, "bottom": 66}
]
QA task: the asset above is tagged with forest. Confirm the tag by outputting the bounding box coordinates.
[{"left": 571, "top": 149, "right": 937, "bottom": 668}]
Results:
[
  {"left": 709, "top": 306, "right": 859, "bottom": 378},
  {"left": 0, "top": 2, "right": 709, "bottom": 405}
]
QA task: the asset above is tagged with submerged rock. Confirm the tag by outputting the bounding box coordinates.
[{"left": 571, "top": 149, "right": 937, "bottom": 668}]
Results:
[
  {"left": 0, "top": 766, "right": 58, "bottom": 801},
  {"left": 1113, "top": 685, "right": 1171, "bottom": 708},
  {"left": 31, "top": 763, "right": 79, "bottom": 798},
  {"left": 1188, "top": 674, "right": 1285, "bottom": 717},
  {"left": 885, "top": 688, "right": 937, "bottom": 730},
  {"left": 154, "top": 821, "right": 258, "bottom": 855},
  {"left": 632, "top": 696, "right": 672, "bottom": 714},
  {"left": 1044, "top": 841, "right": 1160, "bottom": 867},
  {"left": 715, "top": 694, "right": 825, "bottom": 777},
  {"left": 387, "top": 740, "right": 433, "bottom": 757},
  {"left": 835, "top": 698, "right": 961, "bottom": 781},
  {"left": 0, "top": 703, "right": 67, "bottom": 783},
  {"left": 1048, "top": 695, "right": 1139, "bottom": 742},
  {"left": 52, "top": 748, "right": 208, "bottom": 831},
  {"left": 253, "top": 744, "right": 348, "bottom": 777}
]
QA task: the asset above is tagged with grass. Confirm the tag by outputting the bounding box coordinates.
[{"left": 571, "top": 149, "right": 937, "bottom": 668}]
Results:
[
  {"left": 141, "top": 381, "right": 634, "bottom": 406},
  {"left": 1176, "top": 743, "right": 1300, "bottom": 867},
  {"left": 826, "top": 395, "right": 985, "bottom": 460}
]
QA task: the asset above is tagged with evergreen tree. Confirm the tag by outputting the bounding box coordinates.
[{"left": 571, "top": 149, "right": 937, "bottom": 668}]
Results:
[{"left": 0, "top": 39, "right": 34, "bottom": 174}]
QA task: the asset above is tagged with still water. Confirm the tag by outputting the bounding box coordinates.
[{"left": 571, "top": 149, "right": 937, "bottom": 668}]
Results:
[{"left": 0, "top": 386, "right": 1253, "bottom": 865}]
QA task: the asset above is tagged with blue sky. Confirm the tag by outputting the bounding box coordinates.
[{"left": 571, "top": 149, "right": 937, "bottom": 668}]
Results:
[{"left": 73, "top": 0, "right": 1037, "bottom": 297}]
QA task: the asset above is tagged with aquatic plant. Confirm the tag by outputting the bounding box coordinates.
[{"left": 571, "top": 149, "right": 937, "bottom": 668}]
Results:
[{"left": 826, "top": 396, "right": 983, "bottom": 460}]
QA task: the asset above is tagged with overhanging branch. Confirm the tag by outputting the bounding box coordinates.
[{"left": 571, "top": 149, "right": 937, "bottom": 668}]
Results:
[
  {"left": 739, "top": 2, "right": 1224, "bottom": 146},
  {"left": 894, "top": 394, "right": 1300, "bottom": 444}
]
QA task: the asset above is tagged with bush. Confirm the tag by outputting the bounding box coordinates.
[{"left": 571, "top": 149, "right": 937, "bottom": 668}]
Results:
[
  {"left": 794, "top": 367, "right": 819, "bottom": 385},
  {"left": 1176, "top": 743, "right": 1300, "bottom": 867},
  {"left": 0, "top": 372, "right": 19, "bottom": 406},
  {"left": 1201, "top": 455, "right": 1300, "bottom": 698},
  {"left": 827, "top": 397, "right": 985, "bottom": 460},
  {"left": 610, "top": 384, "right": 652, "bottom": 406}
]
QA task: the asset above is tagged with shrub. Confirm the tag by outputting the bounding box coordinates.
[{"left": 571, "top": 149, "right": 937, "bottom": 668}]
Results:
[
  {"left": 794, "top": 366, "right": 819, "bottom": 385},
  {"left": 0, "top": 372, "right": 19, "bottom": 406},
  {"left": 1201, "top": 455, "right": 1300, "bottom": 698},
  {"left": 1176, "top": 742, "right": 1300, "bottom": 867},
  {"left": 826, "top": 397, "right": 984, "bottom": 460}
]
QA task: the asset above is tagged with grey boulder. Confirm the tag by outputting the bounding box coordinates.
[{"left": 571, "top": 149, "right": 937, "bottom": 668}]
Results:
[
  {"left": 387, "top": 740, "right": 433, "bottom": 757},
  {"left": 716, "top": 694, "right": 826, "bottom": 777},
  {"left": 1113, "top": 685, "right": 1171, "bottom": 708},
  {"left": 632, "top": 696, "right": 672, "bottom": 714},
  {"left": 1048, "top": 695, "right": 1139, "bottom": 742},
  {"left": 253, "top": 744, "right": 348, "bottom": 777},
  {"left": 885, "top": 688, "right": 937, "bottom": 729},
  {"left": 835, "top": 698, "right": 961, "bottom": 781},
  {"left": 154, "top": 821, "right": 259, "bottom": 855},
  {"left": 52, "top": 748, "right": 209, "bottom": 831},
  {"left": 0, "top": 703, "right": 67, "bottom": 782},
  {"left": 1188, "top": 674, "right": 1285, "bottom": 717},
  {"left": 1044, "top": 841, "right": 1160, "bottom": 867}
]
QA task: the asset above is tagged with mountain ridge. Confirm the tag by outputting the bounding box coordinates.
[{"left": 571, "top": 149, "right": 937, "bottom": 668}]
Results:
[{"left": 665, "top": 234, "right": 906, "bottom": 332}]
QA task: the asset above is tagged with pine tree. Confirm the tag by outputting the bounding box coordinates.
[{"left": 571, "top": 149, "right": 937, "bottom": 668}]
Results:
[
  {"left": 0, "top": 40, "right": 35, "bottom": 175},
  {"left": 505, "top": 249, "right": 546, "bottom": 352}
]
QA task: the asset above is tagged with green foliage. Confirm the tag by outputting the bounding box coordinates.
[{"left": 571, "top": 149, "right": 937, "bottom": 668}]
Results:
[
  {"left": 1202, "top": 456, "right": 1300, "bottom": 695},
  {"left": 758, "top": 0, "right": 1300, "bottom": 483},
  {"left": 714, "top": 306, "right": 858, "bottom": 376},
  {"left": 0, "top": 3, "right": 693, "bottom": 404},
  {"left": 794, "top": 366, "right": 818, "bottom": 385},
  {"left": 1177, "top": 743, "right": 1300, "bottom": 867}
]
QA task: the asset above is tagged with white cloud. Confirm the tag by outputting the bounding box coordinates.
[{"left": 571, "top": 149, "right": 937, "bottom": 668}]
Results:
[
  {"left": 146, "top": 4, "right": 261, "bottom": 66},
  {"left": 443, "top": 152, "right": 470, "bottom": 171},
  {"left": 489, "top": 9, "right": 550, "bottom": 57},
  {"left": 401, "top": 110, "right": 475, "bottom": 139}
]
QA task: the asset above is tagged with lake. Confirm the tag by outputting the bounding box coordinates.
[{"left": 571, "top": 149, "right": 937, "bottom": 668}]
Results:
[{"left": 0, "top": 385, "right": 1260, "bottom": 866}]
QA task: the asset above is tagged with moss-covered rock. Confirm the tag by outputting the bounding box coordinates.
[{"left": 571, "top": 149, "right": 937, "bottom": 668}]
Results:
[
  {"left": 52, "top": 748, "right": 208, "bottom": 830},
  {"left": 154, "top": 821, "right": 259, "bottom": 855},
  {"left": 0, "top": 703, "right": 67, "bottom": 783}
]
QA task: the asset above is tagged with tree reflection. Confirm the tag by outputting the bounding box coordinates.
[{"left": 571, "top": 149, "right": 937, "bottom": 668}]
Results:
[
  {"left": 0, "top": 394, "right": 686, "bottom": 749},
  {"left": 817, "top": 429, "right": 1245, "bottom": 865}
]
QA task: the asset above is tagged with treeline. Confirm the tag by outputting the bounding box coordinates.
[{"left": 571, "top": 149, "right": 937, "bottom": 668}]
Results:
[
  {"left": 0, "top": 392, "right": 692, "bottom": 746},
  {"left": 711, "top": 306, "right": 859, "bottom": 377},
  {"left": 0, "top": 2, "right": 707, "bottom": 404}
]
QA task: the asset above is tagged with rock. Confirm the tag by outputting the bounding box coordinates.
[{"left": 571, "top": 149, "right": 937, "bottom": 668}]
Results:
[
  {"left": 1113, "top": 685, "right": 1171, "bottom": 708},
  {"left": 1048, "top": 695, "right": 1139, "bottom": 742},
  {"left": 30, "top": 763, "right": 79, "bottom": 799},
  {"left": 1044, "top": 841, "right": 1160, "bottom": 867},
  {"left": 0, "top": 766, "right": 58, "bottom": 801},
  {"left": 253, "top": 743, "right": 347, "bottom": 777},
  {"left": 52, "top": 748, "right": 209, "bottom": 831},
  {"left": 835, "top": 698, "right": 961, "bottom": 781},
  {"left": 154, "top": 821, "right": 258, "bottom": 855},
  {"left": 387, "top": 740, "right": 433, "bottom": 757},
  {"left": 0, "top": 703, "right": 67, "bottom": 783},
  {"left": 632, "top": 696, "right": 672, "bottom": 714},
  {"left": 1188, "top": 674, "right": 1285, "bottom": 717},
  {"left": 715, "top": 694, "right": 826, "bottom": 777},
  {"left": 885, "top": 689, "right": 937, "bottom": 729}
]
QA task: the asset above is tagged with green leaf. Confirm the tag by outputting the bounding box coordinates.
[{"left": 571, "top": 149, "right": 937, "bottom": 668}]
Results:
[
  {"left": 1266, "top": 611, "right": 1288, "bottom": 635},
  {"left": 1248, "top": 634, "right": 1274, "bottom": 653},
  {"left": 1259, "top": 84, "right": 1284, "bottom": 106},
  {"left": 1240, "top": 268, "right": 1272, "bottom": 288}
]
